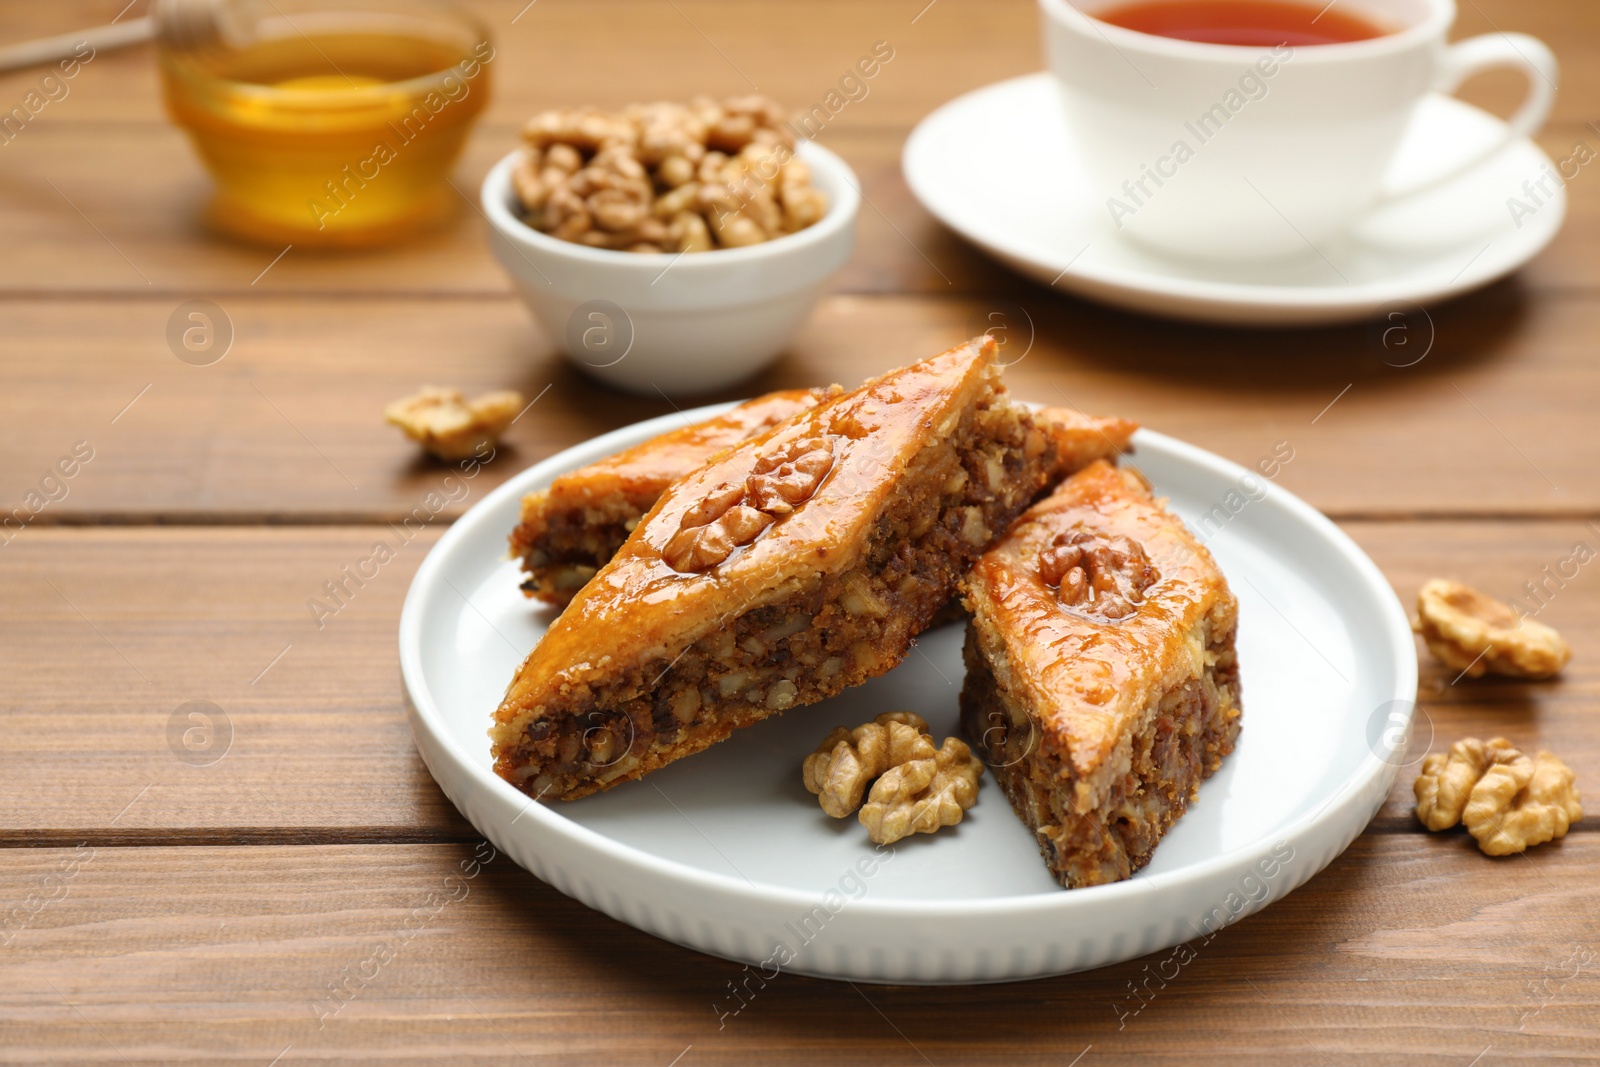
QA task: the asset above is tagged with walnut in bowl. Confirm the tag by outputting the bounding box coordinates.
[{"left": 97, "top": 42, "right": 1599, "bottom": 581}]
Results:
[
  {"left": 510, "top": 97, "right": 829, "bottom": 254},
  {"left": 480, "top": 96, "right": 859, "bottom": 396}
]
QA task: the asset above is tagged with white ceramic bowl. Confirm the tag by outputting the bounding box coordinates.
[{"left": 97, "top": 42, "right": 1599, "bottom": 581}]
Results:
[{"left": 481, "top": 142, "right": 859, "bottom": 396}]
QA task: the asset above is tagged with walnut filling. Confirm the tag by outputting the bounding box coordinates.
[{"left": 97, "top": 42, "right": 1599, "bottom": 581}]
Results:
[
  {"left": 512, "top": 493, "right": 650, "bottom": 600},
  {"left": 960, "top": 620, "right": 1241, "bottom": 888},
  {"left": 503, "top": 395, "right": 1052, "bottom": 799}
]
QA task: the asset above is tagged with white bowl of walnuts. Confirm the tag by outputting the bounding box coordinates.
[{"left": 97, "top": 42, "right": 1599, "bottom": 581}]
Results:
[{"left": 482, "top": 96, "right": 860, "bottom": 396}]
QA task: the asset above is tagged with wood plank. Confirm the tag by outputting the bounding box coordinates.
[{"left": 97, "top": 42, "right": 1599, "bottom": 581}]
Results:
[
  {"left": 2, "top": 2, "right": 1593, "bottom": 1058},
  {"left": 8, "top": 118, "right": 1599, "bottom": 298},
  {"left": 1, "top": 522, "right": 1594, "bottom": 837},
  {"left": 0, "top": 527, "right": 462, "bottom": 838},
  {"left": 0, "top": 1, "right": 1595, "bottom": 296},
  {"left": 0, "top": 0, "right": 1045, "bottom": 130},
  {"left": 1, "top": 290, "right": 1596, "bottom": 523},
  {"left": 4, "top": 0, "right": 1592, "bottom": 128},
  {"left": 1, "top": 835, "right": 1597, "bottom": 1063},
  {"left": 1365, "top": 521, "right": 1600, "bottom": 826},
  {"left": 0, "top": 121, "right": 988, "bottom": 298},
  {"left": 6, "top": 0, "right": 1593, "bottom": 127}
]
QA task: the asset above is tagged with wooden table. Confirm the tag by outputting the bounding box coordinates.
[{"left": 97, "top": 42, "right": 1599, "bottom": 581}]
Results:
[{"left": 3, "top": 1, "right": 1597, "bottom": 1062}]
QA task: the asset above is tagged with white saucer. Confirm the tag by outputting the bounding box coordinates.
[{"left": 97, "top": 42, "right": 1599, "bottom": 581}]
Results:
[
  {"left": 903, "top": 73, "right": 1565, "bottom": 326},
  {"left": 399, "top": 404, "right": 1417, "bottom": 984}
]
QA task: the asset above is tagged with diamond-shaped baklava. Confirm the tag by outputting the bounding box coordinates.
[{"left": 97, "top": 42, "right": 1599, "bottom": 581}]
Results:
[
  {"left": 959, "top": 460, "right": 1242, "bottom": 888},
  {"left": 510, "top": 388, "right": 830, "bottom": 604},
  {"left": 492, "top": 337, "right": 1067, "bottom": 799},
  {"left": 509, "top": 392, "right": 1136, "bottom": 607}
]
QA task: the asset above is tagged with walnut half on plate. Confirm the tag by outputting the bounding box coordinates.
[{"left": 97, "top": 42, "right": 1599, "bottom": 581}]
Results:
[
  {"left": 802, "top": 711, "right": 930, "bottom": 819},
  {"left": 857, "top": 734, "right": 982, "bottom": 846}
]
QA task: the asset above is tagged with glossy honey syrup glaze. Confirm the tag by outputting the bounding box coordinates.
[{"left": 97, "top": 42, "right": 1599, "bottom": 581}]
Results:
[
  {"left": 486, "top": 337, "right": 1043, "bottom": 796},
  {"left": 511, "top": 387, "right": 831, "bottom": 542},
  {"left": 962, "top": 460, "right": 1239, "bottom": 778},
  {"left": 501, "top": 340, "right": 996, "bottom": 701},
  {"left": 509, "top": 392, "right": 1136, "bottom": 603}
]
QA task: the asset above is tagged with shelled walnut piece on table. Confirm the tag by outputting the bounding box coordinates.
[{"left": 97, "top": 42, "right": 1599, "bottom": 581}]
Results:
[
  {"left": 1414, "top": 578, "right": 1572, "bottom": 679},
  {"left": 1414, "top": 737, "right": 1581, "bottom": 855},
  {"left": 510, "top": 95, "right": 829, "bottom": 253},
  {"left": 384, "top": 386, "right": 523, "bottom": 462}
]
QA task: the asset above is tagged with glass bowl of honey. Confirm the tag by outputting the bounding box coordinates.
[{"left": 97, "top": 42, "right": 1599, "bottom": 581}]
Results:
[{"left": 160, "top": 0, "right": 492, "bottom": 246}]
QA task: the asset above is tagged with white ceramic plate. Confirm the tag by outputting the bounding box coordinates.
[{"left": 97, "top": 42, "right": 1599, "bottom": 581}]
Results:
[
  {"left": 903, "top": 74, "right": 1564, "bottom": 325},
  {"left": 400, "top": 405, "right": 1417, "bottom": 984}
]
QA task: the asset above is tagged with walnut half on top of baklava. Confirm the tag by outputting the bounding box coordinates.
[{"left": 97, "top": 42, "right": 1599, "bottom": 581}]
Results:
[
  {"left": 959, "top": 460, "right": 1242, "bottom": 889},
  {"left": 508, "top": 391, "right": 1138, "bottom": 607},
  {"left": 491, "top": 336, "right": 1065, "bottom": 800},
  {"left": 509, "top": 387, "right": 832, "bottom": 604}
]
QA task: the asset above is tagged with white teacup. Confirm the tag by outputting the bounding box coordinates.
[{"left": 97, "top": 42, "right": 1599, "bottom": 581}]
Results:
[{"left": 1039, "top": 0, "right": 1557, "bottom": 261}]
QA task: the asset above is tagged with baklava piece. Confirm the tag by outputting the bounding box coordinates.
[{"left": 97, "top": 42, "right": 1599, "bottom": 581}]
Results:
[
  {"left": 1037, "top": 405, "right": 1137, "bottom": 473},
  {"left": 510, "top": 388, "right": 829, "bottom": 603},
  {"left": 959, "top": 460, "right": 1241, "bottom": 888},
  {"left": 922, "top": 402, "right": 1138, "bottom": 631},
  {"left": 492, "top": 336, "right": 1063, "bottom": 800},
  {"left": 510, "top": 395, "right": 1136, "bottom": 606}
]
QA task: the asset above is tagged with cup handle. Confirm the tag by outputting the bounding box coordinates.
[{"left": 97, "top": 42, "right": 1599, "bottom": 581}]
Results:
[{"left": 1379, "top": 32, "right": 1558, "bottom": 202}]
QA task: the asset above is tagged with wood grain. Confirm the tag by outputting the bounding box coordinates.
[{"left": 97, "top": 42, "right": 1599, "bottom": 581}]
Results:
[
  {"left": 3, "top": 0, "right": 1592, "bottom": 129},
  {"left": 2, "top": 117, "right": 1598, "bottom": 298},
  {"left": 2, "top": 836, "right": 1597, "bottom": 1065},
  {"left": 0, "top": 1, "right": 1595, "bottom": 297},
  {"left": 2, "top": 0, "right": 1598, "bottom": 1058},
  {"left": 1, "top": 522, "right": 1593, "bottom": 838},
  {"left": 1, "top": 290, "right": 1596, "bottom": 524},
  {"left": 0, "top": 527, "right": 461, "bottom": 838}
]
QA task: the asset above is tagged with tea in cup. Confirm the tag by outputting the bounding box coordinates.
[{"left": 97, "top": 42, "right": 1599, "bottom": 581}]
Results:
[{"left": 1039, "top": 0, "right": 1557, "bottom": 261}]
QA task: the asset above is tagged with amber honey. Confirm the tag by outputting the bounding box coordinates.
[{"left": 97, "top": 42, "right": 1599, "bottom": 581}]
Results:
[{"left": 161, "top": 8, "right": 492, "bottom": 246}]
